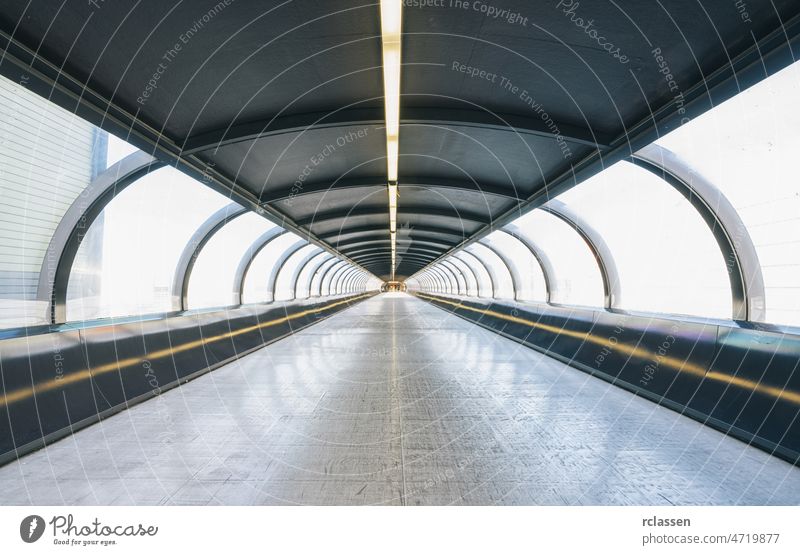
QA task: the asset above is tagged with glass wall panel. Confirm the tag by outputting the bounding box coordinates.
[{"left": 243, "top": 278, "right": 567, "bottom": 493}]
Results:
[
  {"left": 465, "top": 243, "right": 514, "bottom": 299},
  {"left": 188, "top": 213, "right": 275, "bottom": 309},
  {"left": 557, "top": 161, "right": 732, "bottom": 318},
  {"left": 66, "top": 167, "right": 231, "bottom": 320},
  {"left": 241, "top": 233, "right": 302, "bottom": 304},
  {"left": 0, "top": 74, "right": 138, "bottom": 328},
  {"left": 482, "top": 231, "right": 547, "bottom": 302},
  {"left": 451, "top": 251, "right": 493, "bottom": 298},
  {"left": 274, "top": 244, "right": 318, "bottom": 301},
  {"left": 295, "top": 252, "right": 331, "bottom": 299},
  {"left": 512, "top": 210, "right": 604, "bottom": 307},
  {"left": 446, "top": 256, "right": 479, "bottom": 296},
  {"left": 310, "top": 257, "right": 340, "bottom": 297},
  {"left": 655, "top": 60, "right": 800, "bottom": 325}
]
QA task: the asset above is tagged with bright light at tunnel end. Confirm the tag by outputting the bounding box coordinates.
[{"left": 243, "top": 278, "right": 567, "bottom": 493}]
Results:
[{"left": 381, "top": 0, "right": 402, "bottom": 281}]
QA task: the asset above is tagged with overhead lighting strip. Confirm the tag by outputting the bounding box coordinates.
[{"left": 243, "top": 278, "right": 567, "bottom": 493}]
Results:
[{"left": 380, "top": 0, "right": 402, "bottom": 280}]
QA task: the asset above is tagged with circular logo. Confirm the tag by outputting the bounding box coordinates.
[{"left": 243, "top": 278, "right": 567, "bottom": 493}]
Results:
[{"left": 20, "top": 515, "right": 45, "bottom": 543}]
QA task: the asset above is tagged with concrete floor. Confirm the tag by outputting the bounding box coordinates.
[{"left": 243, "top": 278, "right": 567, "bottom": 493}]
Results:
[{"left": 1, "top": 293, "right": 798, "bottom": 505}]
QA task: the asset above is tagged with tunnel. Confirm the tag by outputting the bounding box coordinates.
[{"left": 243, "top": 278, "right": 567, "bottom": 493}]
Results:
[{"left": 0, "top": 0, "right": 799, "bottom": 510}]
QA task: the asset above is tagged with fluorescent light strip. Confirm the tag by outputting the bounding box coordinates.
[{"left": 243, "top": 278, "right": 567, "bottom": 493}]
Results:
[{"left": 381, "top": 0, "right": 402, "bottom": 279}]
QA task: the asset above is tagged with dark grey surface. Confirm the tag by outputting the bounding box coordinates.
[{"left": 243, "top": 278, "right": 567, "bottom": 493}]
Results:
[
  {"left": 1, "top": 294, "right": 798, "bottom": 505},
  {"left": 3, "top": 1, "right": 798, "bottom": 279}
]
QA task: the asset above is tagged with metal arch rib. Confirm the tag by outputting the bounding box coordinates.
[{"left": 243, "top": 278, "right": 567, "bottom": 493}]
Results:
[
  {"left": 173, "top": 203, "right": 249, "bottom": 311},
  {"left": 320, "top": 260, "right": 349, "bottom": 296},
  {"left": 465, "top": 243, "right": 513, "bottom": 299},
  {"left": 330, "top": 265, "right": 356, "bottom": 296},
  {"left": 231, "top": 227, "right": 291, "bottom": 306},
  {"left": 311, "top": 257, "right": 341, "bottom": 297},
  {"left": 542, "top": 200, "right": 620, "bottom": 309},
  {"left": 282, "top": 247, "right": 324, "bottom": 301},
  {"left": 498, "top": 226, "right": 555, "bottom": 303},
  {"left": 294, "top": 251, "right": 334, "bottom": 300},
  {"left": 631, "top": 144, "right": 765, "bottom": 321},
  {"left": 475, "top": 240, "right": 520, "bottom": 300},
  {"left": 439, "top": 259, "right": 467, "bottom": 295},
  {"left": 428, "top": 266, "right": 454, "bottom": 294},
  {"left": 263, "top": 239, "right": 309, "bottom": 302},
  {"left": 443, "top": 256, "right": 479, "bottom": 296},
  {"left": 37, "top": 151, "right": 164, "bottom": 323},
  {"left": 453, "top": 250, "right": 495, "bottom": 298}
]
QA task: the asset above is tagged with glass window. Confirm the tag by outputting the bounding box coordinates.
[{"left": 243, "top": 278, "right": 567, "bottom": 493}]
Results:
[
  {"left": 311, "top": 257, "right": 340, "bottom": 297},
  {"left": 557, "top": 161, "right": 732, "bottom": 318},
  {"left": 465, "top": 243, "right": 514, "bottom": 299},
  {"left": 189, "top": 213, "right": 275, "bottom": 309},
  {"left": 439, "top": 261, "right": 466, "bottom": 294},
  {"left": 295, "top": 252, "right": 331, "bottom": 299},
  {"left": 0, "top": 74, "right": 139, "bottom": 328},
  {"left": 655, "top": 60, "right": 800, "bottom": 325},
  {"left": 452, "top": 251, "right": 493, "bottom": 298},
  {"left": 66, "top": 167, "right": 232, "bottom": 320},
  {"left": 446, "top": 256, "right": 479, "bottom": 296},
  {"left": 274, "top": 244, "right": 318, "bottom": 301},
  {"left": 482, "top": 231, "right": 548, "bottom": 302},
  {"left": 241, "top": 233, "right": 303, "bottom": 304},
  {"left": 511, "top": 210, "right": 604, "bottom": 307}
]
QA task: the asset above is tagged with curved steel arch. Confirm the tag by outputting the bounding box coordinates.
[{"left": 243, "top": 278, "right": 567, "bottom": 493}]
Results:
[
  {"left": 281, "top": 246, "right": 324, "bottom": 301},
  {"left": 314, "top": 257, "right": 344, "bottom": 297},
  {"left": 429, "top": 268, "right": 449, "bottom": 293},
  {"left": 632, "top": 144, "right": 765, "bottom": 321},
  {"left": 444, "top": 255, "right": 479, "bottom": 296},
  {"left": 264, "top": 240, "right": 309, "bottom": 302},
  {"left": 542, "top": 200, "right": 620, "bottom": 309},
  {"left": 465, "top": 243, "right": 513, "bottom": 299},
  {"left": 419, "top": 271, "right": 439, "bottom": 292},
  {"left": 320, "top": 260, "right": 349, "bottom": 297},
  {"left": 453, "top": 250, "right": 495, "bottom": 298},
  {"left": 477, "top": 239, "right": 525, "bottom": 301},
  {"left": 331, "top": 265, "right": 357, "bottom": 296},
  {"left": 231, "top": 227, "right": 290, "bottom": 305},
  {"left": 343, "top": 269, "right": 365, "bottom": 293},
  {"left": 295, "top": 251, "right": 334, "bottom": 299},
  {"left": 37, "top": 151, "right": 164, "bottom": 323},
  {"left": 439, "top": 259, "right": 467, "bottom": 295},
  {"left": 499, "top": 226, "right": 555, "bottom": 303},
  {"left": 428, "top": 266, "right": 452, "bottom": 294},
  {"left": 337, "top": 267, "right": 358, "bottom": 294},
  {"left": 173, "top": 203, "right": 249, "bottom": 310},
  {"left": 431, "top": 265, "right": 457, "bottom": 294}
]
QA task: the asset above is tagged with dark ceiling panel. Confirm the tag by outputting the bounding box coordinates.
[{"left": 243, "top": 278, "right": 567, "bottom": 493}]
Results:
[{"left": 1, "top": 0, "right": 798, "bottom": 283}]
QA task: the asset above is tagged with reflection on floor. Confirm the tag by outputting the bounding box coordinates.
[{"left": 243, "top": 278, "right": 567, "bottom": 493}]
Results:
[{"left": 1, "top": 293, "right": 798, "bottom": 505}]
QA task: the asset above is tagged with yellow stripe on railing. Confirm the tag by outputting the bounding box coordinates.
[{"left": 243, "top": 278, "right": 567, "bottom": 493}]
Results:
[
  {"left": 417, "top": 293, "right": 800, "bottom": 406},
  {"left": 0, "top": 294, "right": 371, "bottom": 408}
]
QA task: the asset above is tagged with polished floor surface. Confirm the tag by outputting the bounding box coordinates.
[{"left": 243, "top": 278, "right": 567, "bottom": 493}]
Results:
[{"left": 1, "top": 293, "right": 798, "bottom": 505}]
